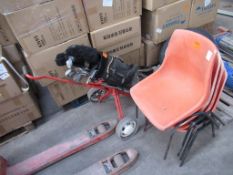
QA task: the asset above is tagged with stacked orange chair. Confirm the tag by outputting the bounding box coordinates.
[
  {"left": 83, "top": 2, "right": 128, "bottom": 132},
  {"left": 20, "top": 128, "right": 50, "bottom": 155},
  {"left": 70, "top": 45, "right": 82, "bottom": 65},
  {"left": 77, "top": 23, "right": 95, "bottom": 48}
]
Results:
[{"left": 130, "top": 29, "right": 227, "bottom": 166}]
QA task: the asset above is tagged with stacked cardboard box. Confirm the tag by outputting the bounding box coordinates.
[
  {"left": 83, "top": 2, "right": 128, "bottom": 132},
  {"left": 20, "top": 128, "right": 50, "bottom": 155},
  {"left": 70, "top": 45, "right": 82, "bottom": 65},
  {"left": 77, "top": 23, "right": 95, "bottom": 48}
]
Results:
[
  {"left": 0, "top": 0, "right": 48, "bottom": 14},
  {"left": 143, "top": 0, "right": 178, "bottom": 11},
  {"left": 142, "top": 0, "right": 219, "bottom": 66},
  {"left": 0, "top": 48, "right": 41, "bottom": 137},
  {"left": 83, "top": 0, "right": 145, "bottom": 66},
  {"left": 1, "top": 0, "right": 91, "bottom": 106},
  {"left": 189, "top": 0, "right": 219, "bottom": 28},
  {"left": 4, "top": 0, "right": 89, "bottom": 55}
]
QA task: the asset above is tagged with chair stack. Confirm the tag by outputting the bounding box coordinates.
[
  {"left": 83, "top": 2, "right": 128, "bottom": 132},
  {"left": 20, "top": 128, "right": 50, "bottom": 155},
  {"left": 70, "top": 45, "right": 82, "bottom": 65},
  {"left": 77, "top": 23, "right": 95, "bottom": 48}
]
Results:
[{"left": 130, "top": 29, "right": 227, "bottom": 166}]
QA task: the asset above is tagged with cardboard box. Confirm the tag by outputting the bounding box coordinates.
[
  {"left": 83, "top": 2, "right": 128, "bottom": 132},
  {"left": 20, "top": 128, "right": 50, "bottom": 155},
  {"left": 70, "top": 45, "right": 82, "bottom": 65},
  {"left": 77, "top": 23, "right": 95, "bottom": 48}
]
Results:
[
  {"left": 105, "top": 35, "right": 141, "bottom": 56},
  {"left": 25, "top": 34, "right": 91, "bottom": 86},
  {"left": 143, "top": 38, "right": 161, "bottom": 66},
  {"left": 48, "top": 80, "right": 88, "bottom": 106},
  {"left": 83, "top": 0, "right": 142, "bottom": 31},
  {"left": 189, "top": 0, "right": 219, "bottom": 28},
  {"left": 90, "top": 17, "right": 141, "bottom": 50},
  {"left": 142, "top": 0, "right": 192, "bottom": 44},
  {"left": 4, "top": 0, "right": 89, "bottom": 55},
  {"left": 0, "top": 14, "right": 17, "bottom": 46},
  {"left": 2, "top": 44, "right": 23, "bottom": 63},
  {"left": 120, "top": 43, "right": 145, "bottom": 66},
  {"left": 200, "top": 22, "right": 215, "bottom": 35},
  {"left": 143, "top": 0, "right": 178, "bottom": 11},
  {"left": 0, "top": 0, "right": 48, "bottom": 13},
  {"left": 0, "top": 92, "right": 41, "bottom": 137},
  {"left": 0, "top": 62, "right": 22, "bottom": 103}
]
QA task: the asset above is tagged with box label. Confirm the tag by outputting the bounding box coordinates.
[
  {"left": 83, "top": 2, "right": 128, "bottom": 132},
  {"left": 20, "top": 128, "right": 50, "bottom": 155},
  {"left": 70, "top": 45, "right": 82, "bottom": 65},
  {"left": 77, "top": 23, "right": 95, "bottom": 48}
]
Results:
[
  {"left": 195, "top": 2, "right": 216, "bottom": 15},
  {"left": 108, "top": 42, "right": 134, "bottom": 54},
  {"left": 103, "top": 27, "right": 133, "bottom": 40},
  {"left": 162, "top": 14, "right": 187, "bottom": 30},
  {"left": 0, "top": 63, "right": 9, "bottom": 80},
  {"left": 103, "top": 0, "right": 113, "bottom": 7}
]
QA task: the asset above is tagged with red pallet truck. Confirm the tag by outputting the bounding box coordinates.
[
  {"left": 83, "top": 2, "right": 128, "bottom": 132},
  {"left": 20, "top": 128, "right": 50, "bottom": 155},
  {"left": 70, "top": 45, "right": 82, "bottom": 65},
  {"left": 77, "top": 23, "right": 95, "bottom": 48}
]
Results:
[{"left": 0, "top": 51, "right": 141, "bottom": 175}]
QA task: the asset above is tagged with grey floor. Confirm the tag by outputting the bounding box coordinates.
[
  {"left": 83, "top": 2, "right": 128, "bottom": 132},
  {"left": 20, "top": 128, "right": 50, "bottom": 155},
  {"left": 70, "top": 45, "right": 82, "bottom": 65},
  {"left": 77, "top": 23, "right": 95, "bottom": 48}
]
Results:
[{"left": 1, "top": 96, "right": 233, "bottom": 175}]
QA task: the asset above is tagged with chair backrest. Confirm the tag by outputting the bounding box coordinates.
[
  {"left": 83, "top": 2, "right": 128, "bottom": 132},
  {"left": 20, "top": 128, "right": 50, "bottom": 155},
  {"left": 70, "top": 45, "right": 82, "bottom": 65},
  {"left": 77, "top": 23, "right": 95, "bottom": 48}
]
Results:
[{"left": 161, "top": 29, "right": 218, "bottom": 88}]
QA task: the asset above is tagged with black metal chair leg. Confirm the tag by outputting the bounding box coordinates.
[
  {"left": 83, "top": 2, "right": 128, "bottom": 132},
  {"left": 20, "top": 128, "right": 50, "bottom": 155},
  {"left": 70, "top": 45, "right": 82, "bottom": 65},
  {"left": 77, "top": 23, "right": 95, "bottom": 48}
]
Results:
[
  {"left": 164, "top": 130, "right": 176, "bottom": 160},
  {"left": 205, "top": 113, "right": 220, "bottom": 129},
  {"left": 135, "top": 106, "right": 139, "bottom": 119},
  {"left": 211, "top": 122, "right": 215, "bottom": 138},
  {"left": 143, "top": 118, "right": 152, "bottom": 132},
  {"left": 179, "top": 127, "right": 196, "bottom": 160},
  {"left": 211, "top": 112, "right": 225, "bottom": 126},
  {"left": 177, "top": 126, "right": 195, "bottom": 157},
  {"left": 180, "top": 128, "right": 199, "bottom": 167}
]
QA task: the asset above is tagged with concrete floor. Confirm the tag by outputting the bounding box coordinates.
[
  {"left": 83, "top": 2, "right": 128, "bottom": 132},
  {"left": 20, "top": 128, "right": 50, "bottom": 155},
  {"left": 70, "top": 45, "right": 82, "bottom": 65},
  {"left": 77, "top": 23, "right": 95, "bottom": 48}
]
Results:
[
  {"left": 1, "top": 96, "right": 233, "bottom": 175},
  {"left": 1, "top": 1, "right": 233, "bottom": 175}
]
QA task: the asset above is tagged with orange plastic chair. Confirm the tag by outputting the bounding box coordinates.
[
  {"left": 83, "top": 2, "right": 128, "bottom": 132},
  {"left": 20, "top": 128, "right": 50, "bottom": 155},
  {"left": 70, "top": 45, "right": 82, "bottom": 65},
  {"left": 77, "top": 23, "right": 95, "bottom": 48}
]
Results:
[
  {"left": 178, "top": 57, "right": 226, "bottom": 132},
  {"left": 131, "top": 29, "right": 218, "bottom": 131},
  {"left": 207, "top": 61, "right": 227, "bottom": 111},
  {"left": 177, "top": 52, "right": 224, "bottom": 131},
  {"left": 175, "top": 63, "right": 227, "bottom": 166}
]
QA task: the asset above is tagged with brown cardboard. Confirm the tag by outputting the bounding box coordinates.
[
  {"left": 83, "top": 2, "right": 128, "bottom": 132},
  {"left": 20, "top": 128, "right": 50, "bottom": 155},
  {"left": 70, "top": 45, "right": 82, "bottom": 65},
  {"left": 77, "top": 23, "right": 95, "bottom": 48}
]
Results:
[
  {"left": 0, "top": 62, "right": 22, "bottom": 103},
  {"left": 142, "top": 0, "right": 192, "bottom": 44},
  {"left": 105, "top": 35, "right": 141, "bottom": 56},
  {"left": 25, "top": 34, "right": 91, "bottom": 86},
  {"left": 83, "top": 0, "right": 142, "bottom": 31},
  {"left": 4, "top": 0, "right": 89, "bottom": 55},
  {"left": 189, "top": 0, "right": 219, "bottom": 28},
  {"left": 0, "top": 0, "right": 48, "bottom": 13},
  {"left": 90, "top": 17, "right": 141, "bottom": 50},
  {"left": 2, "top": 44, "right": 23, "bottom": 63},
  {"left": 48, "top": 80, "right": 88, "bottom": 106},
  {"left": 200, "top": 22, "right": 215, "bottom": 35},
  {"left": 143, "top": 38, "right": 161, "bottom": 66},
  {"left": 0, "top": 92, "right": 41, "bottom": 137},
  {"left": 143, "top": 0, "right": 178, "bottom": 11},
  {"left": 120, "top": 43, "right": 145, "bottom": 66},
  {"left": 0, "top": 72, "right": 22, "bottom": 103},
  {"left": 0, "top": 14, "right": 17, "bottom": 46}
]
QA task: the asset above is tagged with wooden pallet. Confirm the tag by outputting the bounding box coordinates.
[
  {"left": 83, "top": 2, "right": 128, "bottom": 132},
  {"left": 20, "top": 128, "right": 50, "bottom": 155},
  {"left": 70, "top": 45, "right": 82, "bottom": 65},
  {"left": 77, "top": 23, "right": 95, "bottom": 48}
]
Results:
[
  {"left": 215, "top": 88, "right": 233, "bottom": 124},
  {"left": 0, "top": 122, "right": 35, "bottom": 146}
]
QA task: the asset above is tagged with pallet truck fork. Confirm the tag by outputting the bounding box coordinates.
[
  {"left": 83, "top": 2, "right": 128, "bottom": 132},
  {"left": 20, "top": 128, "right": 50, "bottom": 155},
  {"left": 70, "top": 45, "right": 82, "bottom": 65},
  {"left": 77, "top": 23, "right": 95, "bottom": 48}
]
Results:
[
  {"left": 0, "top": 157, "right": 7, "bottom": 175},
  {"left": 2, "top": 119, "right": 117, "bottom": 175},
  {"left": 76, "top": 149, "right": 138, "bottom": 175}
]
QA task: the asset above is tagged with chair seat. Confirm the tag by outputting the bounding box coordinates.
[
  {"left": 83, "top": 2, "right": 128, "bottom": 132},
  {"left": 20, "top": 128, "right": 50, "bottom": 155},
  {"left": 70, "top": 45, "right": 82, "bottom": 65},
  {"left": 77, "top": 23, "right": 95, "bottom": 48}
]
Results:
[{"left": 131, "top": 69, "right": 208, "bottom": 131}]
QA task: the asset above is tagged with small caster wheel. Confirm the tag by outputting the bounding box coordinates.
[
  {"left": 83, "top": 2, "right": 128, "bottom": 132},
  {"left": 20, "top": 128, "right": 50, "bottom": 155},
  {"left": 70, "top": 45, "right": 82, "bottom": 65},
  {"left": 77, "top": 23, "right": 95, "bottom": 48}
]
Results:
[
  {"left": 87, "top": 88, "right": 106, "bottom": 103},
  {"left": 116, "top": 117, "right": 139, "bottom": 140}
]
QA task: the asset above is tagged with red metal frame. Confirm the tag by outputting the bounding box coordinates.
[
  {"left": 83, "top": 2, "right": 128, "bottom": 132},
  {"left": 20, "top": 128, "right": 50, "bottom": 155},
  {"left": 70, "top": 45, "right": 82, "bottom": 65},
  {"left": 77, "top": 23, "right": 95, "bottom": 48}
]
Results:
[{"left": 25, "top": 74, "right": 130, "bottom": 119}]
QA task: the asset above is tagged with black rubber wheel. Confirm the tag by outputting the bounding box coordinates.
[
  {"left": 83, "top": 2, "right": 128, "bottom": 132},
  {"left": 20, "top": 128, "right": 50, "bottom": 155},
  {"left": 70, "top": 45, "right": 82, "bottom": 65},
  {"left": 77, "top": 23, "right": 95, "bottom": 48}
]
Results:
[{"left": 159, "top": 28, "right": 215, "bottom": 64}]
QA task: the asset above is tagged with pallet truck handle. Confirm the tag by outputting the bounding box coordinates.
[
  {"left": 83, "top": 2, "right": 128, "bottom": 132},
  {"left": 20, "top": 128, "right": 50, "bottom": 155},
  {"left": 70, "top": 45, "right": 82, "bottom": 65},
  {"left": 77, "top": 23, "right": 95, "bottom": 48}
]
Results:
[{"left": 0, "top": 56, "right": 29, "bottom": 92}]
